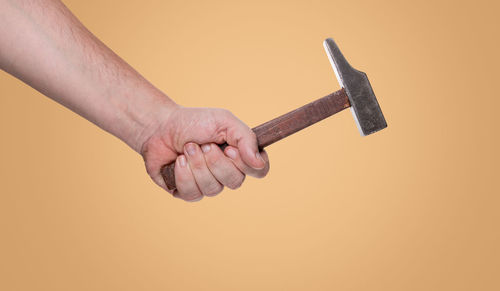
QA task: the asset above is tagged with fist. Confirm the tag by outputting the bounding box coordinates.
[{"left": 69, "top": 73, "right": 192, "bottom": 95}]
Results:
[{"left": 140, "top": 106, "right": 270, "bottom": 201}]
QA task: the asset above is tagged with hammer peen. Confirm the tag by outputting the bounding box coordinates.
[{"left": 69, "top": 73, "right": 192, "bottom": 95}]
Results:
[{"left": 161, "top": 38, "right": 387, "bottom": 191}]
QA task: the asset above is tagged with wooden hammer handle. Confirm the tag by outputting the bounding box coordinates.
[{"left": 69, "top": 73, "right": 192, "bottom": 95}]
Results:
[{"left": 161, "top": 88, "right": 349, "bottom": 191}]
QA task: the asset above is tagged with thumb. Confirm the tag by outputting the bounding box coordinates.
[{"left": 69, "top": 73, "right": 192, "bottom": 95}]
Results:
[{"left": 225, "top": 117, "right": 265, "bottom": 170}]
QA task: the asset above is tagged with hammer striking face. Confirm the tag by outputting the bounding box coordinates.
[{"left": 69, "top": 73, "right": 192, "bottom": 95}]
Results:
[{"left": 161, "top": 38, "right": 387, "bottom": 191}]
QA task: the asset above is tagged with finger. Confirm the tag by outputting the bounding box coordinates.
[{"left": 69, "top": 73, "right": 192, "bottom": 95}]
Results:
[
  {"left": 184, "top": 143, "right": 223, "bottom": 196},
  {"left": 224, "top": 146, "right": 270, "bottom": 178},
  {"left": 201, "top": 143, "right": 245, "bottom": 190},
  {"left": 174, "top": 155, "right": 203, "bottom": 202},
  {"left": 225, "top": 118, "right": 265, "bottom": 170}
]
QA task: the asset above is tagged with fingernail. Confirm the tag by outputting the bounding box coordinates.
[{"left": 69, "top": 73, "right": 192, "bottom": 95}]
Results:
[
  {"left": 256, "top": 151, "right": 265, "bottom": 164},
  {"left": 178, "top": 155, "right": 186, "bottom": 167},
  {"left": 201, "top": 144, "right": 211, "bottom": 153},
  {"left": 226, "top": 148, "right": 237, "bottom": 159},
  {"left": 185, "top": 143, "right": 196, "bottom": 156}
]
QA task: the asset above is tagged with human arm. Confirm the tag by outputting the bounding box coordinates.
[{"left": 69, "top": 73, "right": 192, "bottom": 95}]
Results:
[{"left": 0, "top": 0, "right": 269, "bottom": 201}]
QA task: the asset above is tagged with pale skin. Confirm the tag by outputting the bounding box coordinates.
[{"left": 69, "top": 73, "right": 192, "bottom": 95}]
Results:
[{"left": 0, "top": 0, "right": 270, "bottom": 202}]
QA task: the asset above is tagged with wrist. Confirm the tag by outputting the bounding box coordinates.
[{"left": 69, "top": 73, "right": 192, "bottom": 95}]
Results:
[{"left": 127, "top": 93, "right": 179, "bottom": 154}]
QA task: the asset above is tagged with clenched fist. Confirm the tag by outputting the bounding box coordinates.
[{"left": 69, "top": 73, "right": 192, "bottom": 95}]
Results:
[{"left": 140, "top": 106, "right": 270, "bottom": 201}]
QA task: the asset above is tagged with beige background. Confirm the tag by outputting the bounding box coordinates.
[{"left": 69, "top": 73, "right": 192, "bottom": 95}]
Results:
[{"left": 1, "top": 0, "right": 499, "bottom": 290}]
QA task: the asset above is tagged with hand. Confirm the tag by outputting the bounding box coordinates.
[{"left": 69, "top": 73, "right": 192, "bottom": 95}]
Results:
[{"left": 140, "top": 106, "right": 270, "bottom": 201}]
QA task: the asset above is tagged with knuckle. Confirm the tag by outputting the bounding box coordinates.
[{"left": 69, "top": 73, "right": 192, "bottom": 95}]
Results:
[
  {"left": 189, "top": 157, "right": 206, "bottom": 170},
  {"left": 175, "top": 170, "right": 191, "bottom": 184},
  {"left": 204, "top": 154, "right": 221, "bottom": 168},
  {"left": 220, "top": 108, "right": 233, "bottom": 118},
  {"left": 213, "top": 108, "right": 231, "bottom": 121}
]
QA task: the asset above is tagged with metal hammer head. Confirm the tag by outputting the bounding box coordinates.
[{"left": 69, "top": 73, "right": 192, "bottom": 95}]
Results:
[{"left": 323, "top": 38, "right": 387, "bottom": 136}]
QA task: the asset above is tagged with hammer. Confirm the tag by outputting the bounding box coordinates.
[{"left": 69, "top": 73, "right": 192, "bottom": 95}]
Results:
[{"left": 161, "top": 38, "right": 387, "bottom": 191}]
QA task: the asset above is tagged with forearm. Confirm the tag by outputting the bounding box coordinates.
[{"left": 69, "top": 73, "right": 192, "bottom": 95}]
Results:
[{"left": 0, "top": 0, "right": 176, "bottom": 152}]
